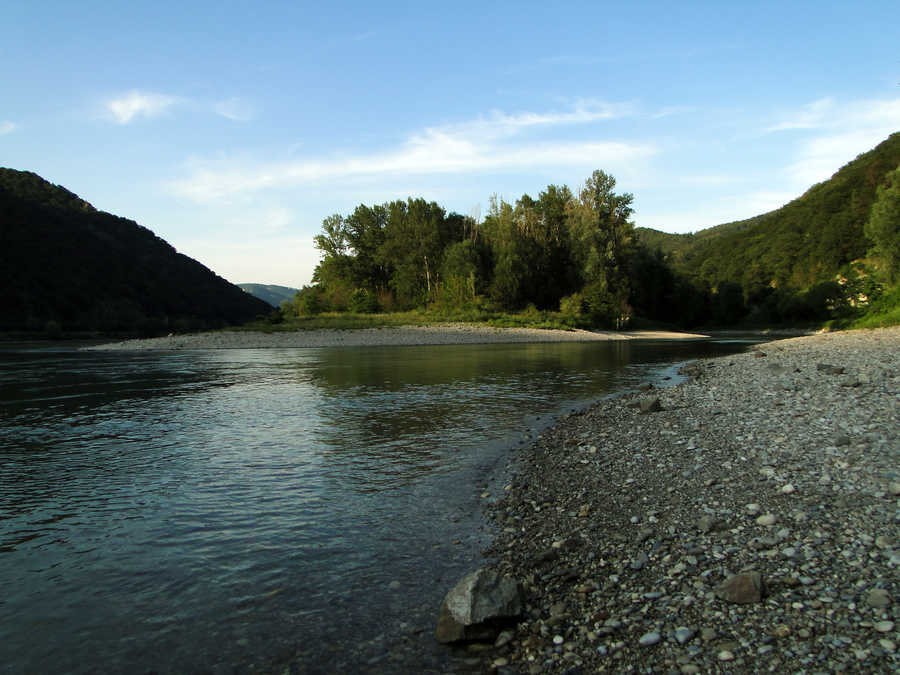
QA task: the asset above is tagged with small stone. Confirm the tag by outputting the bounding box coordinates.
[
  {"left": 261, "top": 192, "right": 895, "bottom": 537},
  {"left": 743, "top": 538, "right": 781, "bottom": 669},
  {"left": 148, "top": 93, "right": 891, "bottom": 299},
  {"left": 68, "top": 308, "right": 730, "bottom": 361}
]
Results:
[
  {"left": 553, "top": 634, "right": 564, "bottom": 645},
  {"left": 631, "top": 552, "right": 649, "bottom": 570},
  {"left": 697, "top": 515, "right": 723, "bottom": 533},
  {"left": 772, "top": 624, "right": 791, "bottom": 638},
  {"left": 492, "top": 657, "right": 509, "bottom": 668},
  {"left": 874, "top": 621, "right": 894, "bottom": 633},
  {"left": 746, "top": 503, "right": 761, "bottom": 514},
  {"left": 835, "top": 434, "right": 851, "bottom": 447},
  {"left": 756, "top": 513, "right": 777, "bottom": 526},
  {"left": 888, "top": 482, "right": 900, "bottom": 496},
  {"left": 700, "top": 627, "right": 717, "bottom": 641},
  {"left": 673, "top": 627, "right": 696, "bottom": 644},
  {"left": 639, "top": 631, "right": 661, "bottom": 646},
  {"left": 718, "top": 650, "right": 734, "bottom": 661},
  {"left": 715, "top": 572, "right": 765, "bottom": 604},
  {"left": 680, "top": 666, "right": 700, "bottom": 675},
  {"left": 880, "top": 638, "right": 896, "bottom": 653},
  {"left": 867, "top": 588, "right": 891, "bottom": 608},
  {"left": 875, "top": 535, "right": 894, "bottom": 550},
  {"left": 781, "top": 483, "right": 795, "bottom": 494},
  {"left": 577, "top": 504, "right": 590, "bottom": 518},
  {"left": 640, "top": 397, "right": 662, "bottom": 413},
  {"left": 495, "top": 631, "right": 514, "bottom": 648}
]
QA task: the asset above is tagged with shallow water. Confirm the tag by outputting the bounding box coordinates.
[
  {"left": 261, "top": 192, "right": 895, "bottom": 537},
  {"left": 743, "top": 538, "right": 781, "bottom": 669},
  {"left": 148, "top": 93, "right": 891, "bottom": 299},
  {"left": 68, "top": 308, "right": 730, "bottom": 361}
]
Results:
[{"left": 0, "top": 339, "right": 749, "bottom": 673}]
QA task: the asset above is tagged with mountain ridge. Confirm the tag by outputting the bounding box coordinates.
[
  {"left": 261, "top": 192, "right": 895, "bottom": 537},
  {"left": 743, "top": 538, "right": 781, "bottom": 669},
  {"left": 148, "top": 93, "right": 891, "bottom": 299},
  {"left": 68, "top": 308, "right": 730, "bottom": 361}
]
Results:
[{"left": 0, "top": 168, "right": 272, "bottom": 335}]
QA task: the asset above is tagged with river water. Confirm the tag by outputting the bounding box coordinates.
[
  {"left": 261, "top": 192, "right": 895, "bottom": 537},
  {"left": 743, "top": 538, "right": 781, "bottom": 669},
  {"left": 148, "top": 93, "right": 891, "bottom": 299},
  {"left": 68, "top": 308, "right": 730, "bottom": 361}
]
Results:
[{"left": 0, "top": 339, "right": 749, "bottom": 674}]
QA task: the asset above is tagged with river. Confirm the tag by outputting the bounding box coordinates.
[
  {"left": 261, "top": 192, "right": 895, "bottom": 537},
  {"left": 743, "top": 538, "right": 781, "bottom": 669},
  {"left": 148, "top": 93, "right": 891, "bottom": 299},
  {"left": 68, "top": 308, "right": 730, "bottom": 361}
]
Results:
[{"left": 0, "top": 339, "right": 750, "bottom": 673}]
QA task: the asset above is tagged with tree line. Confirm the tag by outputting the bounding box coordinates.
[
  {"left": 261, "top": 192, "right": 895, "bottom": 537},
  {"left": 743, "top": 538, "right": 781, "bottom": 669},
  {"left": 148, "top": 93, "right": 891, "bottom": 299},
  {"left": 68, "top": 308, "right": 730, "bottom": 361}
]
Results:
[
  {"left": 293, "top": 148, "right": 900, "bottom": 329},
  {"left": 293, "top": 170, "right": 673, "bottom": 327}
]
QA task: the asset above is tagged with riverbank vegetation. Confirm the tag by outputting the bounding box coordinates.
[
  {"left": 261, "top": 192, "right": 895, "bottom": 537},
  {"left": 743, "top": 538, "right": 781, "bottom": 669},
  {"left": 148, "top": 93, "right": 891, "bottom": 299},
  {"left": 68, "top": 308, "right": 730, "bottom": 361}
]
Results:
[{"left": 282, "top": 133, "right": 900, "bottom": 332}]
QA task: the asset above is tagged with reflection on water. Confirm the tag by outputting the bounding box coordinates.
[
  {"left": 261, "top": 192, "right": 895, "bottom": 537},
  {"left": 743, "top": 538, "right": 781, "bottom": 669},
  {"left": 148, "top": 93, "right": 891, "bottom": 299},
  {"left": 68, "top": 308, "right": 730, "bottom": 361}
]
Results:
[{"left": 0, "top": 339, "right": 750, "bottom": 673}]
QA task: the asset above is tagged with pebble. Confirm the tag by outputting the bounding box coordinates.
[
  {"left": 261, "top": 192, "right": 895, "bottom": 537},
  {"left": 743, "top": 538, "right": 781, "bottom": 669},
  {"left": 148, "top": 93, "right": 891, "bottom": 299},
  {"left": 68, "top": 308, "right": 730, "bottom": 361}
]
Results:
[
  {"left": 639, "top": 631, "right": 661, "bottom": 646},
  {"left": 718, "top": 650, "right": 735, "bottom": 661},
  {"left": 874, "top": 621, "right": 894, "bottom": 633},
  {"left": 673, "top": 627, "right": 696, "bottom": 644},
  {"left": 756, "top": 513, "right": 777, "bottom": 526},
  {"left": 867, "top": 588, "right": 891, "bottom": 608}
]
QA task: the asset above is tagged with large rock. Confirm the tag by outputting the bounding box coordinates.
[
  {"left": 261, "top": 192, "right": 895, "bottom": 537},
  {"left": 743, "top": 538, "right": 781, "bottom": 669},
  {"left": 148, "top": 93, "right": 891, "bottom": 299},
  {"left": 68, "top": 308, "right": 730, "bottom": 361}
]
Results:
[
  {"left": 715, "top": 572, "right": 766, "bottom": 604},
  {"left": 435, "top": 568, "right": 523, "bottom": 643}
]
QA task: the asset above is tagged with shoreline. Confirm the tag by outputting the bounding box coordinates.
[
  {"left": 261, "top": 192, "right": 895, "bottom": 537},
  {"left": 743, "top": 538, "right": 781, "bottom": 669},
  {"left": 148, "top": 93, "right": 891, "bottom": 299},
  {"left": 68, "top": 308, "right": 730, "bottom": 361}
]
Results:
[
  {"left": 84, "top": 325, "right": 710, "bottom": 350},
  {"left": 479, "top": 326, "right": 899, "bottom": 672}
]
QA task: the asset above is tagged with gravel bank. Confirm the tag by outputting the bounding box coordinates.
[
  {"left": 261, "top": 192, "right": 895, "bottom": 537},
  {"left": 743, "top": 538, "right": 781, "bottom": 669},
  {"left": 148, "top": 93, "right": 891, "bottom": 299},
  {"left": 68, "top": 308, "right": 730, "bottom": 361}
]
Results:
[
  {"left": 482, "top": 327, "right": 899, "bottom": 673},
  {"left": 85, "top": 325, "right": 707, "bottom": 350}
]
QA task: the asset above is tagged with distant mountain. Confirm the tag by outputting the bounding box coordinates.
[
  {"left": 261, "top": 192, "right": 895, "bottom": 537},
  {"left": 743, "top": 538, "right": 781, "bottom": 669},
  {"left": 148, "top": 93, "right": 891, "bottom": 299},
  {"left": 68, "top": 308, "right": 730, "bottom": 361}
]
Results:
[
  {"left": 237, "top": 283, "right": 298, "bottom": 308},
  {"left": 637, "top": 132, "right": 900, "bottom": 291},
  {"left": 0, "top": 168, "right": 272, "bottom": 335}
]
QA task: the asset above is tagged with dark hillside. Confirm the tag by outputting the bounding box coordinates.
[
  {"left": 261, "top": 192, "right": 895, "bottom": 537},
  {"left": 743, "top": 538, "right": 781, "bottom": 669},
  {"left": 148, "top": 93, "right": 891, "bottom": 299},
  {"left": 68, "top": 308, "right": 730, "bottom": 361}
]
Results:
[{"left": 0, "top": 168, "right": 271, "bottom": 335}]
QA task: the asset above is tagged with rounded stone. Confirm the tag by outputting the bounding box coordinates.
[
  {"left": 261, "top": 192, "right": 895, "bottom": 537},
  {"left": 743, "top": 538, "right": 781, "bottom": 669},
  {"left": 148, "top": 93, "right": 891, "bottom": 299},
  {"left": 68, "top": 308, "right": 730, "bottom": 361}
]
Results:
[
  {"left": 756, "top": 513, "right": 777, "bottom": 526},
  {"left": 867, "top": 588, "right": 891, "bottom": 609},
  {"left": 718, "top": 649, "right": 735, "bottom": 661},
  {"left": 639, "top": 631, "right": 662, "bottom": 646},
  {"left": 874, "top": 621, "right": 894, "bottom": 633}
]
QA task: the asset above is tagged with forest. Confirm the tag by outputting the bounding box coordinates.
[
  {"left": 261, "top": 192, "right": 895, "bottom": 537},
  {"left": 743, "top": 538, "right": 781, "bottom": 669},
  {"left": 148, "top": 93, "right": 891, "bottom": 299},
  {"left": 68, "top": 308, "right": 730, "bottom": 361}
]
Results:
[
  {"left": 0, "top": 168, "right": 271, "bottom": 335},
  {"left": 289, "top": 132, "right": 900, "bottom": 329}
]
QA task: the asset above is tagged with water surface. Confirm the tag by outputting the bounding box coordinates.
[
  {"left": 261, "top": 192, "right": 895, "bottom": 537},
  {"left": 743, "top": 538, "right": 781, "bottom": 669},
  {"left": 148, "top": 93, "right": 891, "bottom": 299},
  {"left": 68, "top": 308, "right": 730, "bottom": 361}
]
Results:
[{"left": 0, "top": 339, "right": 749, "bottom": 673}]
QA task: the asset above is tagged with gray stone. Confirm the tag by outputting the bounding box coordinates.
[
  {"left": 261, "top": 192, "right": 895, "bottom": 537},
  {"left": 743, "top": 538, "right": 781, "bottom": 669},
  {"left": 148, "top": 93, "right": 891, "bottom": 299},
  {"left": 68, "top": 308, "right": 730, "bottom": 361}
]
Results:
[
  {"left": 640, "top": 396, "right": 662, "bottom": 413},
  {"left": 697, "top": 515, "right": 724, "bottom": 533},
  {"left": 674, "top": 627, "right": 696, "bottom": 644},
  {"left": 639, "top": 631, "right": 661, "bottom": 646},
  {"left": 715, "top": 572, "right": 765, "bottom": 604},
  {"left": 874, "top": 621, "right": 894, "bottom": 633},
  {"left": 867, "top": 588, "right": 891, "bottom": 609},
  {"left": 435, "top": 568, "right": 523, "bottom": 643},
  {"left": 631, "top": 552, "right": 649, "bottom": 570},
  {"left": 756, "top": 513, "right": 777, "bottom": 526}
]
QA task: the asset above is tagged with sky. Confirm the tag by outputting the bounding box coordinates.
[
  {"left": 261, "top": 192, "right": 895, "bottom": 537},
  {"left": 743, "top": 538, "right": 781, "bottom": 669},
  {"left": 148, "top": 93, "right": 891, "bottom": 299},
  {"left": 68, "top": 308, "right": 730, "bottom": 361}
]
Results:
[{"left": 2, "top": 1, "right": 899, "bottom": 288}]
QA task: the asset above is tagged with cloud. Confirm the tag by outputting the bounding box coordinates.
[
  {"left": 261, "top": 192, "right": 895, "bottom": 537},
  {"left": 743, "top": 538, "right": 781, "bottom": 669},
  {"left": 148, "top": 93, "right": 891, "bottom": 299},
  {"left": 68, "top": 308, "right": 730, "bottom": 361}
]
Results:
[
  {"left": 106, "top": 90, "right": 178, "bottom": 124},
  {"left": 170, "top": 103, "right": 652, "bottom": 202},
  {"left": 213, "top": 97, "right": 256, "bottom": 122},
  {"left": 765, "top": 97, "right": 835, "bottom": 132},
  {"left": 777, "top": 96, "right": 900, "bottom": 188},
  {"left": 0, "top": 120, "right": 16, "bottom": 135}
]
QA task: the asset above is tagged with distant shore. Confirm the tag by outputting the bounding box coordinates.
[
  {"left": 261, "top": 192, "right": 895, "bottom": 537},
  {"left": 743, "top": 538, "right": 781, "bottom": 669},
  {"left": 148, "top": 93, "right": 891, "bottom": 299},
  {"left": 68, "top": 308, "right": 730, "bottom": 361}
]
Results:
[{"left": 84, "top": 325, "right": 710, "bottom": 350}]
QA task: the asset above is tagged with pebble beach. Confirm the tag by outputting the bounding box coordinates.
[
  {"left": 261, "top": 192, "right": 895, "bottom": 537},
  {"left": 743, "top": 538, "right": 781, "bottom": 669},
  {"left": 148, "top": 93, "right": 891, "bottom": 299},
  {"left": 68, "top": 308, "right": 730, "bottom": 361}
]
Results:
[
  {"left": 480, "top": 326, "right": 899, "bottom": 673},
  {"left": 85, "top": 325, "right": 707, "bottom": 350}
]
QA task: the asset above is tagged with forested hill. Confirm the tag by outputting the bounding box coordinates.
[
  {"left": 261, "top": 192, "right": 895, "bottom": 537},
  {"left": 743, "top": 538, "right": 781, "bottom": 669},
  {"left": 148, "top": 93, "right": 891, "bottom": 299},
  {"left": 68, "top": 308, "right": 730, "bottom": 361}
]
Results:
[
  {"left": 637, "top": 132, "right": 900, "bottom": 295},
  {"left": 0, "top": 168, "right": 272, "bottom": 335},
  {"left": 237, "top": 283, "right": 299, "bottom": 308}
]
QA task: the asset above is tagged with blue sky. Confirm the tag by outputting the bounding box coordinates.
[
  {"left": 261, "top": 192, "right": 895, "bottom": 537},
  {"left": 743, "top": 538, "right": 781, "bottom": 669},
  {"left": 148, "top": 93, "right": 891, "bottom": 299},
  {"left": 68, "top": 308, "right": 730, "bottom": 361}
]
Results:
[{"left": 3, "top": 1, "right": 899, "bottom": 287}]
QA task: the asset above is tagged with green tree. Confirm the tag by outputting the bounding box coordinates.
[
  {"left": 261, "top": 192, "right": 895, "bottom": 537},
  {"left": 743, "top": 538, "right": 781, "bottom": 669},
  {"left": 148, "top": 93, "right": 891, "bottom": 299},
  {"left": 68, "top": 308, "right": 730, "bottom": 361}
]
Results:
[
  {"left": 865, "top": 165, "right": 900, "bottom": 283},
  {"left": 569, "top": 170, "right": 636, "bottom": 326}
]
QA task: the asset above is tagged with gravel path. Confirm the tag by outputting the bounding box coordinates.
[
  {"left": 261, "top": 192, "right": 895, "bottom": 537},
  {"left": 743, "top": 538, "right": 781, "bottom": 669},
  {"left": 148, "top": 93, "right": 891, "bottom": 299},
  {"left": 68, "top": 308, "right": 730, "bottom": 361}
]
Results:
[
  {"left": 482, "top": 327, "right": 900, "bottom": 673},
  {"left": 85, "top": 325, "right": 707, "bottom": 350}
]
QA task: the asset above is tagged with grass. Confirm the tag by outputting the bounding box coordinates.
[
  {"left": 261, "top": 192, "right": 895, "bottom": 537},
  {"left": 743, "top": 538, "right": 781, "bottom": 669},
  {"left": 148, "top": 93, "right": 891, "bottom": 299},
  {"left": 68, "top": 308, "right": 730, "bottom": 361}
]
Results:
[{"left": 240, "top": 306, "right": 597, "bottom": 333}]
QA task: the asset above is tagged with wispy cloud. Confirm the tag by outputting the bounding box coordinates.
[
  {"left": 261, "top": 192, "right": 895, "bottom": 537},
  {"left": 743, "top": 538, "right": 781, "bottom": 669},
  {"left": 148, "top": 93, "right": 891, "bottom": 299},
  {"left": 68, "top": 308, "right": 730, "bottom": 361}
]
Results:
[
  {"left": 0, "top": 120, "right": 16, "bottom": 135},
  {"left": 213, "top": 97, "right": 256, "bottom": 122},
  {"left": 776, "top": 96, "right": 900, "bottom": 187},
  {"left": 106, "top": 90, "right": 179, "bottom": 124},
  {"left": 169, "top": 103, "right": 654, "bottom": 202},
  {"left": 765, "top": 97, "right": 835, "bottom": 132}
]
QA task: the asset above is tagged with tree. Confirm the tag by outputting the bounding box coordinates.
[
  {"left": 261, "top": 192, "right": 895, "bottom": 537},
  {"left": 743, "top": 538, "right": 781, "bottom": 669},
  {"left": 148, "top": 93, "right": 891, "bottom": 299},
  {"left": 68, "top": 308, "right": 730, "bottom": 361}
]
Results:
[
  {"left": 569, "top": 170, "right": 636, "bottom": 326},
  {"left": 865, "top": 164, "right": 900, "bottom": 283}
]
